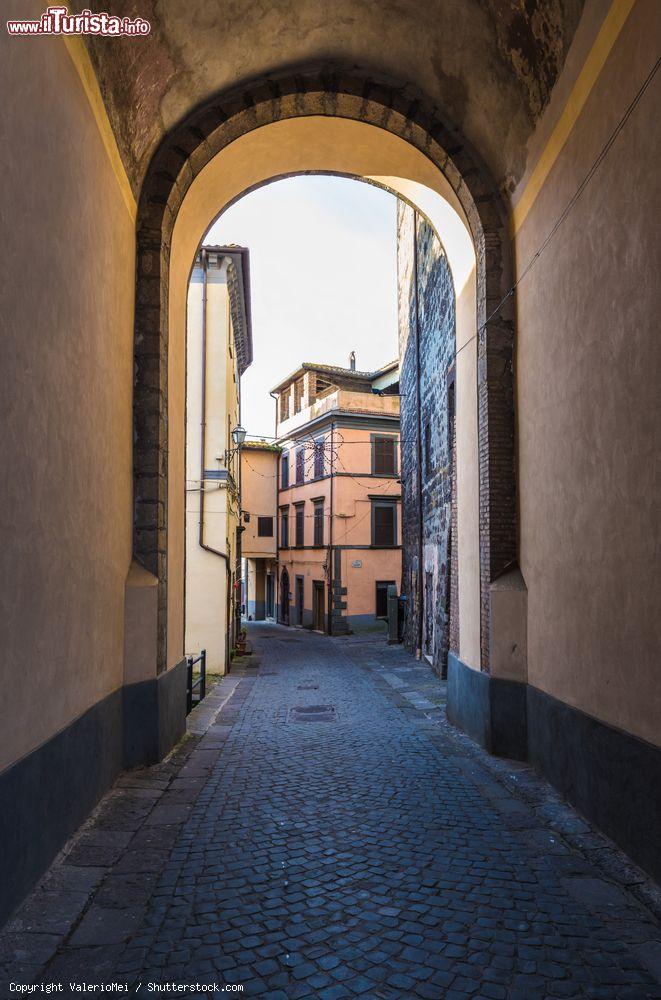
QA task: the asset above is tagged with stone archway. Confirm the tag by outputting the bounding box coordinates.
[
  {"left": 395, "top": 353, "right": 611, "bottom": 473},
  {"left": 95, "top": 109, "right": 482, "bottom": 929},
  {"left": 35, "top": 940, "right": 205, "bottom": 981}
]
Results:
[{"left": 133, "top": 65, "right": 515, "bottom": 676}]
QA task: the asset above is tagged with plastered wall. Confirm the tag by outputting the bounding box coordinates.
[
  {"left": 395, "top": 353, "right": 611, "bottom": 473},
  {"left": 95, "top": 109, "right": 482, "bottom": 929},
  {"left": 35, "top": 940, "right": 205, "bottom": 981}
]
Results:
[
  {"left": 241, "top": 448, "right": 279, "bottom": 559},
  {"left": 185, "top": 266, "right": 240, "bottom": 673},
  {"left": 515, "top": 0, "right": 661, "bottom": 746},
  {"left": 0, "top": 27, "right": 135, "bottom": 771}
]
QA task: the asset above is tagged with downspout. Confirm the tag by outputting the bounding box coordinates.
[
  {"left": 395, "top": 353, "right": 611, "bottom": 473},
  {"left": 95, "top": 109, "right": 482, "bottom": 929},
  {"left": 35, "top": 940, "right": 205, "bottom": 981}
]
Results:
[
  {"left": 328, "top": 419, "right": 334, "bottom": 635},
  {"left": 235, "top": 344, "right": 244, "bottom": 649},
  {"left": 198, "top": 249, "right": 232, "bottom": 665},
  {"left": 413, "top": 211, "right": 424, "bottom": 658},
  {"left": 270, "top": 390, "right": 280, "bottom": 622}
]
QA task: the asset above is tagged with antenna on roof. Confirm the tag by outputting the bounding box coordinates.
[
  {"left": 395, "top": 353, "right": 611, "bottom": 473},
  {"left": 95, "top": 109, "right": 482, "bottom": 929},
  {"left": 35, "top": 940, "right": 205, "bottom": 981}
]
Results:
[{"left": 349, "top": 351, "right": 356, "bottom": 371}]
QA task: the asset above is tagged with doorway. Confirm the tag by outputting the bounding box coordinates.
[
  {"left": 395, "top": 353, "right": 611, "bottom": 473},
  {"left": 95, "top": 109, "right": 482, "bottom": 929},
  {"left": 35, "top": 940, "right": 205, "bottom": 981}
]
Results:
[
  {"left": 266, "top": 573, "right": 275, "bottom": 619},
  {"left": 280, "top": 569, "right": 290, "bottom": 625},
  {"left": 295, "top": 576, "right": 305, "bottom": 627},
  {"left": 423, "top": 570, "right": 434, "bottom": 664},
  {"left": 313, "top": 581, "right": 325, "bottom": 632},
  {"left": 376, "top": 580, "right": 396, "bottom": 620}
]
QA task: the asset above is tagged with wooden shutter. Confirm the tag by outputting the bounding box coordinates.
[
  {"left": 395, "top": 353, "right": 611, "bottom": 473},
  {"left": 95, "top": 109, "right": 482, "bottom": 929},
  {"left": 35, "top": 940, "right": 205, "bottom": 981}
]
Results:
[
  {"left": 373, "top": 504, "right": 395, "bottom": 545},
  {"left": 313, "top": 503, "right": 324, "bottom": 546},
  {"left": 373, "top": 436, "right": 395, "bottom": 475}
]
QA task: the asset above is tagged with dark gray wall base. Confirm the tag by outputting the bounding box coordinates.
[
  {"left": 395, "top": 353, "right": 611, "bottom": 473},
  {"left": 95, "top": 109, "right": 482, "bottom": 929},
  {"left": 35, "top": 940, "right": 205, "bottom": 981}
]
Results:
[
  {"left": 0, "top": 689, "right": 123, "bottom": 927},
  {"left": 447, "top": 652, "right": 528, "bottom": 760},
  {"left": 123, "top": 657, "right": 187, "bottom": 768},
  {"left": 527, "top": 687, "right": 661, "bottom": 884},
  {"left": 246, "top": 599, "right": 265, "bottom": 620},
  {"left": 347, "top": 615, "right": 388, "bottom": 634},
  {"left": 0, "top": 660, "right": 188, "bottom": 927},
  {"left": 447, "top": 653, "right": 661, "bottom": 883}
]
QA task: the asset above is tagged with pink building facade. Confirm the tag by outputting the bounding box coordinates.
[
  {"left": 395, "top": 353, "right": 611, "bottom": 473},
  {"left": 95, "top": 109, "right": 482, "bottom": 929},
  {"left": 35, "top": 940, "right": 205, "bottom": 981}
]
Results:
[
  {"left": 273, "top": 360, "right": 401, "bottom": 634},
  {"left": 241, "top": 441, "right": 280, "bottom": 622}
]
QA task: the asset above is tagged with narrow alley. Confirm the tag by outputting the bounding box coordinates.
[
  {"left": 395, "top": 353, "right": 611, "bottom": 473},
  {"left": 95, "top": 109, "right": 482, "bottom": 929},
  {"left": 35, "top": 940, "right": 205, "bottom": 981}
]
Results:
[{"left": 2, "top": 625, "right": 660, "bottom": 998}]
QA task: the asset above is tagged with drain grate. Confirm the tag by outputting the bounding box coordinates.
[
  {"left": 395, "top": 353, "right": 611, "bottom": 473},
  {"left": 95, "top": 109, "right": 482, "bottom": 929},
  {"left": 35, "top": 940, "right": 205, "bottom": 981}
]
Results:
[
  {"left": 289, "top": 704, "right": 336, "bottom": 723},
  {"left": 297, "top": 684, "right": 319, "bottom": 691}
]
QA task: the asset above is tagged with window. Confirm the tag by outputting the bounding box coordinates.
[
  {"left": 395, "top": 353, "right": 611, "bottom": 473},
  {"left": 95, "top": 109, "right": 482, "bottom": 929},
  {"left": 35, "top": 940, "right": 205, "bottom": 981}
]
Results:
[
  {"left": 372, "top": 435, "right": 397, "bottom": 476},
  {"left": 257, "top": 516, "right": 274, "bottom": 537},
  {"left": 295, "top": 504, "right": 305, "bottom": 546},
  {"left": 372, "top": 501, "right": 397, "bottom": 546},
  {"left": 280, "top": 508, "right": 289, "bottom": 548},
  {"left": 293, "top": 377, "right": 304, "bottom": 414},
  {"left": 314, "top": 373, "right": 335, "bottom": 399},
  {"left": 281, "top": 453, "right": 289, "bottom": 489},
  {"left": 313, "top": 501, "right": 324, "bottom": 546},
  {"left": 376, "top": 581, "right": 396, "bottom": 619},
  {"left": 313, "top": 438, "right": 325, "bottom": 478},
  {"left": 295, "top": 447, "right": 305, "bottom": 484},
  {"left": 280, "top": 393, "right": 290, "bottom": 422}
]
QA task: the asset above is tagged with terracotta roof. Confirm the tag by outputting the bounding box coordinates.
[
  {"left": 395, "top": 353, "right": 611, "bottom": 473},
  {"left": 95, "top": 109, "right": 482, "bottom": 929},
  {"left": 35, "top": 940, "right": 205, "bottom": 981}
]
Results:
[
  {"left": 271, "top": 358, "right": 399, "bottom": 394},
  {"left": 242, "top": 439, "right": 281, "bottom": 452}
]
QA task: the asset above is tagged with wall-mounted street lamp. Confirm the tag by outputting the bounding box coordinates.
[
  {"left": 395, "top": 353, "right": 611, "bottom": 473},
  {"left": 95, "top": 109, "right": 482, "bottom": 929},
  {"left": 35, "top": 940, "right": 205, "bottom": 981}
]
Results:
[
  {"left": 231, "top": 424, "right": 247, "bottom": 447},
  {"left": 224, "top": 424, "right": 247, "bottom": 466}
]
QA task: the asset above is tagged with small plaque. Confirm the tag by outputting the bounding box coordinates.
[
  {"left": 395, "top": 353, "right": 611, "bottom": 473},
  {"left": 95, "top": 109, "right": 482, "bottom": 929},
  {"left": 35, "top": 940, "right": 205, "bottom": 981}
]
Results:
[{"left": 352, "top": 559, "right": 362, "bottom": 568}]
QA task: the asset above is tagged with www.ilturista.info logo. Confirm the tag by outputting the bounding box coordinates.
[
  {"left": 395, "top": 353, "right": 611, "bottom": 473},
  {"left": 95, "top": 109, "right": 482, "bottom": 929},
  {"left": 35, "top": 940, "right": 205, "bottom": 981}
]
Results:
[{"left": 7, "top": 6, "right": 151, "bottom": 36}]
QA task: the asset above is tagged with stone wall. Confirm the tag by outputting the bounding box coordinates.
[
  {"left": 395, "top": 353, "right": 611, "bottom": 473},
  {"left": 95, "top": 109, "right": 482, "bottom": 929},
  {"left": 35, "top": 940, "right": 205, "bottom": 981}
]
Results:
[{"left": 397, "top": 202, "right": 456, "bottom": 674}]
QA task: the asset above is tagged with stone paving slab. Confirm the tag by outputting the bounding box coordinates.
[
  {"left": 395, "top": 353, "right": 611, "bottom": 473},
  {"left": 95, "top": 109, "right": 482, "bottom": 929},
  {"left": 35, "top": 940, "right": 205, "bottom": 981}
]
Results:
[{"left": 0, "top": 625, "right": 659, "bottom": 999}]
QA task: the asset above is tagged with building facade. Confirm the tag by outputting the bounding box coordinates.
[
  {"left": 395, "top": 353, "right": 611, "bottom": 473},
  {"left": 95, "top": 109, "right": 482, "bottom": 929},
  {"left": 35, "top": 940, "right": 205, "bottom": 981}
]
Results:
[
  {"left": 397, "top": 203, "right": 457, "bottom": 676},
  {"left": 185, "top": 246, "right": 252, "bottom": 672},
  {"left": 273, "top": 359, "right": 401, "bottom": 634},
  {"left": 241, "top": 441, "right": 280, "bottom": 621}
]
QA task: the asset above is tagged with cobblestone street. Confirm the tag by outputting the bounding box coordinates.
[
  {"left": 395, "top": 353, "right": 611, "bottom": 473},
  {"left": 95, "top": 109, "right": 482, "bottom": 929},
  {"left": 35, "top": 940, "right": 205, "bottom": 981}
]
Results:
[{"left": 2, "top": 624, "right": 660, "bottom": 998}]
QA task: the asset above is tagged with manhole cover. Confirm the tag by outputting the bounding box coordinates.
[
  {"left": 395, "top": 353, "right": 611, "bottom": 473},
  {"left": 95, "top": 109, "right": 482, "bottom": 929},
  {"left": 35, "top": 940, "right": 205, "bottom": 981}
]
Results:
[{"left": 289, "top": 704, "right": 336, "bottom": 723}]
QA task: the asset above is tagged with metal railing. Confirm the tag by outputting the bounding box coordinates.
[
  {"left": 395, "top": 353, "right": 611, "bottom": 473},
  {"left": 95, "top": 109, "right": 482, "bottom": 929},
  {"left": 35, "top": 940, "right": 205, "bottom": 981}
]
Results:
[{"left": 186, "top": 648, "right": 207, "bottom": 714}]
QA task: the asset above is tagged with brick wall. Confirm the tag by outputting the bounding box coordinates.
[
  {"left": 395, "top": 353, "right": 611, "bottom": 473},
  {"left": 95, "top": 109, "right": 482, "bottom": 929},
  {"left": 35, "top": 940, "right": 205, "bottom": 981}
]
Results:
[{"left": 397, "top": 202, "right": 456, "bottom": 675}]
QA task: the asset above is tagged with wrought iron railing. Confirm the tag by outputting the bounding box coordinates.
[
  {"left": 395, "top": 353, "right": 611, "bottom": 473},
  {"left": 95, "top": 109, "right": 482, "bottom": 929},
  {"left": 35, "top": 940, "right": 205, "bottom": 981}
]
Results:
[{"left": 186, "top": 649, "right": 206, "bottom": 714}]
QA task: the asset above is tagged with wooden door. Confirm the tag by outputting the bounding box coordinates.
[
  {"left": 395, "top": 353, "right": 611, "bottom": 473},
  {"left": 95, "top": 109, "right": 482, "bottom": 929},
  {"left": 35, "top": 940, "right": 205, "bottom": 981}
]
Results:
[
  {"left": 295, "top": 577, "right": 304, "bottom": 626},
  {"left": 313, "top": 581, "right": 325, "bottom": 632}
]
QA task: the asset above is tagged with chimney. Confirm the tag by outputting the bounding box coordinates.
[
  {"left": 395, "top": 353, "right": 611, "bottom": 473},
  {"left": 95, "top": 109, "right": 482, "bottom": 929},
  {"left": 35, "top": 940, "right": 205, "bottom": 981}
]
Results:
[{"left": 349, "top": 351, "right": 356, "bottom": 371}]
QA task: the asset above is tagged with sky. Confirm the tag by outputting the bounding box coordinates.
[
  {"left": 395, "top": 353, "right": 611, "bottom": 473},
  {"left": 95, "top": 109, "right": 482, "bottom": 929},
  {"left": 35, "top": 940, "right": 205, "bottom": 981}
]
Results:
[{"left": 205, "top": 175, "right": 398, "bottom": 438}]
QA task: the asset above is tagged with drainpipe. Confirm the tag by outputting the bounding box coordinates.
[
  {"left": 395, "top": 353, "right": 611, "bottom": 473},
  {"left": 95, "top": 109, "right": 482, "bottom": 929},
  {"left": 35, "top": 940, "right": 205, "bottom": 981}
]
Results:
[
  {"left": 413, "top": 211, "right": 424, "bottom": 658},
  {"left": 235, "top": 348, "right": 244, "bottom": 648},
  {"left": 327, "top": 419, "right": 335, "bottom": 635},
  {"left": 198, "top": 248, "right": 231, "bottom": 666},
  {"left": 270, "top": 390, "right": 280, "bottom": 622}
]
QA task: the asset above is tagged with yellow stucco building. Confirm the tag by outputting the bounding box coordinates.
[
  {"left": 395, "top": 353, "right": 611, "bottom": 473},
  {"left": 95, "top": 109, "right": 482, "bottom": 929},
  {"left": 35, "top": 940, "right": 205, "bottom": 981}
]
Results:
[{"left": 185, "top": 246, "right": 252, "bottom": 672}]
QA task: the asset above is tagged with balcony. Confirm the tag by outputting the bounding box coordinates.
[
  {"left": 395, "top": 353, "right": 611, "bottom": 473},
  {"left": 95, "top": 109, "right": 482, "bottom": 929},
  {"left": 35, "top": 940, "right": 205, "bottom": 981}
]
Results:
[{"left": 277, "top": 388, "right": 399, "bottom": 438}]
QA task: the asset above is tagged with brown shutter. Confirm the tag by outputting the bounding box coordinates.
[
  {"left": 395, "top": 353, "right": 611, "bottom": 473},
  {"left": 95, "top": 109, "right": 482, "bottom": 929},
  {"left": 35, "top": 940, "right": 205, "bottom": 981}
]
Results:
[
  {"left": 374, "top": 437, "right": 395, "bottom": 475},
  {"left": 373, "top": 505, "right": 394, "bottom": 545}
]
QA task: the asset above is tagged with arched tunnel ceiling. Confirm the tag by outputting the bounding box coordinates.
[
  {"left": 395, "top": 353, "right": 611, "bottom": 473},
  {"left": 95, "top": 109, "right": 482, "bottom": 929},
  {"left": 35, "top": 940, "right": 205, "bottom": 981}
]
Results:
[{"left": 83, "top": 0, "right": 585, "bottom": 198}]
